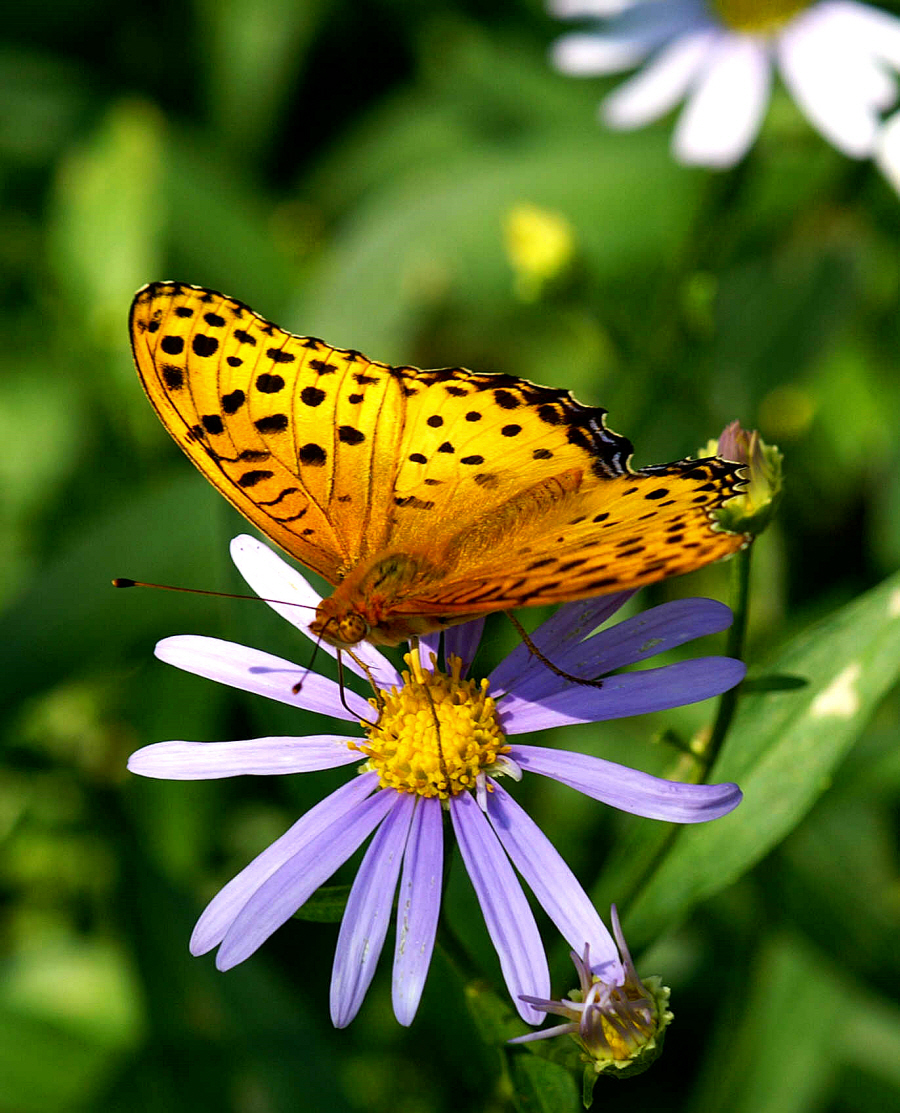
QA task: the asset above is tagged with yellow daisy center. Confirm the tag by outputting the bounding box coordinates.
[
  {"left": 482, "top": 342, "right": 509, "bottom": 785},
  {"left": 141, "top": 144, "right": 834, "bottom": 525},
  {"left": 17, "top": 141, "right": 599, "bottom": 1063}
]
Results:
[
  {"left": 712, "top": 0, "right": 810, "bottom": 34},
  {"left": 350, "top": 653, "right": 509, "bottom": 799}
]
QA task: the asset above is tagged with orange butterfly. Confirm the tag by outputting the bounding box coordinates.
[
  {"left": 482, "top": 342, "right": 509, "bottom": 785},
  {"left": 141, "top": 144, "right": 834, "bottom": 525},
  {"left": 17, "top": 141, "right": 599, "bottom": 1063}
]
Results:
[{"left": 130, "top": 282, "right": 746, "bottom": 648}]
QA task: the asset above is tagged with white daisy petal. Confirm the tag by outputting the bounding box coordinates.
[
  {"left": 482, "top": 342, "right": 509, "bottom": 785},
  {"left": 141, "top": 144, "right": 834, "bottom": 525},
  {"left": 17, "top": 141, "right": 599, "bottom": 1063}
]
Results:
[
  {"left": 603, "top": 28, "right": 717, "bottom": 129},
  {"left": 552, "top": 30, "right": 659, "bottom": 75},
  {"left": 673, "top": 33, "right": 772, "bottom": 168},
  {"left": 549, "top": 0, "right": 641, "bottom": 16},
  {"left": 876, "top": 107, "right": 900, "bottom": 193},
  {"left": 823, "top": 0, "right": 900, "bottom": 71},
  {"left": 777, "top": 3, "right": 884, "bottom": 156}
]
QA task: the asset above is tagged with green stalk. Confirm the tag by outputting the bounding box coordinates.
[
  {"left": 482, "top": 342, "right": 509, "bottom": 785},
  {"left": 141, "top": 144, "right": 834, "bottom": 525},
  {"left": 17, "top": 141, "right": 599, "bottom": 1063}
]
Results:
[{"left": 705, "top": 544, "right": 753, "bottom": 765}]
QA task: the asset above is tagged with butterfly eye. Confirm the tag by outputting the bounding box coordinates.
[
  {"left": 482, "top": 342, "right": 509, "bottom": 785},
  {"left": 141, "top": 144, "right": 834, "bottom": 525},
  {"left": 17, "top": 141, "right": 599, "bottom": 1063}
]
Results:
[{"left": 337, "top": 613, "right": 370, "bottom": 647}]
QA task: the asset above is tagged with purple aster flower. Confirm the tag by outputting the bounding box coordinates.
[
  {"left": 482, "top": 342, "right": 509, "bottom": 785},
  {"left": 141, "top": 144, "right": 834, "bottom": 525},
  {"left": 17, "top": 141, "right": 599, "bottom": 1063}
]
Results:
[{"left": 127, "top": 535, "right": 744, "bottom": 1028}]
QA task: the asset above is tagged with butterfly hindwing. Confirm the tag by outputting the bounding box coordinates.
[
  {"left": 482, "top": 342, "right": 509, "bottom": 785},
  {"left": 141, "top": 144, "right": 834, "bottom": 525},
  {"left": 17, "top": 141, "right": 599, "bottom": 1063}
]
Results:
[{"left": 396, "top": 459, "right": 746, "bottom": 615}]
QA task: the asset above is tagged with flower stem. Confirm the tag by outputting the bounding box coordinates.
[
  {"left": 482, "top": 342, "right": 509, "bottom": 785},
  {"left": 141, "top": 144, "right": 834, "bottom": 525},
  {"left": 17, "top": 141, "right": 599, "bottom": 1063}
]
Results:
[{"left": 705, "top": 544, "right": 752, "bottom": 763}]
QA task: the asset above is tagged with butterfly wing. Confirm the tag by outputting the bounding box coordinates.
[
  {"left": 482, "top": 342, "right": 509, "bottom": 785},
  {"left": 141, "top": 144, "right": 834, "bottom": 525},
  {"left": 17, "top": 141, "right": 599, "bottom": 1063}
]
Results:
[
  {"left": 131, "top": 282, "right": 747, "bottom": 633},
  {"left": 130, "top": 282, "right": 407, "bottom": 583},
  {"left": 394, "top": 460, "right": 746, "bottom": 615},
  {"left": 363, "top": 366, "right": 746, "bottom": 614}
]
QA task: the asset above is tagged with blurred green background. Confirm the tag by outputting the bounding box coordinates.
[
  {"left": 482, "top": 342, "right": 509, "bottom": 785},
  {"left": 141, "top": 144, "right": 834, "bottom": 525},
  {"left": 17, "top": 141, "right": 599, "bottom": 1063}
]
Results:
[{"left": 2, "top": 1, "right": 900, "bottom": 1110}]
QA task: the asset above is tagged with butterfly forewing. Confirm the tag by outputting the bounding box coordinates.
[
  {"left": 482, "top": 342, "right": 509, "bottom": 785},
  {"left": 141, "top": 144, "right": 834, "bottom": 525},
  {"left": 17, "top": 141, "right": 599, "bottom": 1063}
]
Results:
[
  {"left": 130, "top": 282, "right": 403, "bottom": 582},
  {"left": 385, "top": 367, "right": 633, "bottom": 555}
]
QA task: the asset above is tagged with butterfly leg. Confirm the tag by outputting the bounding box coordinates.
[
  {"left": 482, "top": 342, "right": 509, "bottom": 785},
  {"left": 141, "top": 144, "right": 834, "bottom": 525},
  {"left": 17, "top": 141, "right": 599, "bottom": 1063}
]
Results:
[
  {"left": 504, "top": 611, "right": 605, "bottom": 690},
  {"left": 407, "top": 637, "right": 452, "bottom": 794},
  {"left": 345, "top": 648, "right": 386, "bottom": 720}
]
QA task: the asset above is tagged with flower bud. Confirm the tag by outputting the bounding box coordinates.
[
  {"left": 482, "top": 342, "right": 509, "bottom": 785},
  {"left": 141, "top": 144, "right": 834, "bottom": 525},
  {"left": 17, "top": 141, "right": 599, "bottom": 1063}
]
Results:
[
  {"left": 513, "top": 908, "right": 673, "bottom": 1093},
  {"left": 703, "top": 420, "right": 783, "bottom": 535}
]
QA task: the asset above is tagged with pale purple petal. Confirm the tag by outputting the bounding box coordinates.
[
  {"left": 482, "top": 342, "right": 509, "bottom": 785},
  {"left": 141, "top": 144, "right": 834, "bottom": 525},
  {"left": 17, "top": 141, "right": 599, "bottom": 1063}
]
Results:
[
  {"left": 776, "top": 2, "right": 892, "bottom": 157},
  {"left": 216, "top": 787, "right": 398, "bottom": 970},
  {"left": 509, "top": 1022, "right": 577, "bottom": 1044},
  {"left": 496, "top": 598, "right": 733, "bottom": 704},
  {"left": 673, "top": 33, "right": 772, "bottom": 167},
  {"left": 230, "top": 535, "right": 400, "bottom": 690},
  {"left": 191, "top": 773, "right": 378, "bottom": 955},
  {"left": 489, "top": 592, "right": 634, "bottom": 696},
  {"left": 154, "top": 635, "right": 370, "bottom": 721},
  {"left": 499, "top": 657, "right": 746, "bottom": 733},
  {"left": 393, "top": 798, "right": 443, "bottom": 1027},
  {"left": 450, "top": 792, "right": 549, "bottom": 1025},
  {"left": 417, "top": 633, "right": 442, "bottom": 669},
  {"left": 485, "top": 782, "right": 623, "bottom": 983},
  {"left": 510, "top": 744, "right": 742, "bottom": 822},
  {"left": 331, "top": 793, "right": 416, "bottom": 1028},
  {"left": 603, "top": 28, "right": 717, "bottom": 129},
  {"left": 128, "top": 735, "right": 361, "bottom": 779},
  {"left": 444, "top": 618, "right": 485, "bottom": 676}
]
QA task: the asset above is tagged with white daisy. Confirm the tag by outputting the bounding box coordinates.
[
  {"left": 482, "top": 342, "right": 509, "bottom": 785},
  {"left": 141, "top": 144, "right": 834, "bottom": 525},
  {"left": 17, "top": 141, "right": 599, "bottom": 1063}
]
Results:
[{"left": 549, "top": 1, "right": 900, "bottom": 168}]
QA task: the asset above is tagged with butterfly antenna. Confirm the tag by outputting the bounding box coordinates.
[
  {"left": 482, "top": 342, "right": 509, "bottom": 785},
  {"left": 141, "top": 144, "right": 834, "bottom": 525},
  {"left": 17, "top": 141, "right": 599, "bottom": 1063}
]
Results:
[
  {"left": 504, "top": 611, "right": 605, "bottom": 690},
  {"left": 113, "top": 578, "right": 318, "bottom": 612}
]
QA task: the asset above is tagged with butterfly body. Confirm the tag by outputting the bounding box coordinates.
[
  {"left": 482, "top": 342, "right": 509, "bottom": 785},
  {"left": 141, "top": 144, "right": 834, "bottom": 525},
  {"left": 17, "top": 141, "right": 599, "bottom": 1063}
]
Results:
[{"left": 130, "top": 281, "right": 747, "bottom": 648}]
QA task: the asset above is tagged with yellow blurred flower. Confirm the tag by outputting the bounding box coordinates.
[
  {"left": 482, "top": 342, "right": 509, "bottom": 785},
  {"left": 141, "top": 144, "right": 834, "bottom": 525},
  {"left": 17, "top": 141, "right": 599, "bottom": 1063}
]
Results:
[{"left": 503, "top": 203, "right": 575, "bottom": 301}]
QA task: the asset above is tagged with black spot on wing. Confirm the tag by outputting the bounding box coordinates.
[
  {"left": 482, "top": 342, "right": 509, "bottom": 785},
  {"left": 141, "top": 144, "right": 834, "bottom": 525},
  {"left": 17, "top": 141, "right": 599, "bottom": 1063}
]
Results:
[
  {"left": 256, "top": 373, "right": 285, "bottom": 393},
  {"left": 267, "top": 348, "right": 295, "bottom": 363},
  {"left": 162, "top": 364, "right": 183, "bottom": 389},
  {"left": 255, "top": 414, "right": 289, "bottom": 434},
  {"left": 222, "top": 389, "right": 245, "bottom": 414},
  {"left": 192, "top": 334, "right": 218, "bottom": 357},
  {"left": 301, "top": 386, "right": 325, "bottom": 407},
  {"left": 299, "top": 443, "right": 327, "bottom": 466}
]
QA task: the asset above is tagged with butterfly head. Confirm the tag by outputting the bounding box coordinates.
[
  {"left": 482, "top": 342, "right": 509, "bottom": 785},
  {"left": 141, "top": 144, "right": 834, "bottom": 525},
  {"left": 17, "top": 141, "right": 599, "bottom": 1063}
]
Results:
[{"left": 310, "top": 600, "right": 370, "bottom": 648}]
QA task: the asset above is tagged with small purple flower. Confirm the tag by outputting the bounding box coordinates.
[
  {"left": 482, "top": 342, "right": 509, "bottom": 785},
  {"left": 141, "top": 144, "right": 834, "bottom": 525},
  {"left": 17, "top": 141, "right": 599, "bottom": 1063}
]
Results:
[
  {"left": 513, "top": 906, "right": 673, "bottom": 1083},
  {"left": 128, "top": 535, "right": 745, "bottom": 1028}
]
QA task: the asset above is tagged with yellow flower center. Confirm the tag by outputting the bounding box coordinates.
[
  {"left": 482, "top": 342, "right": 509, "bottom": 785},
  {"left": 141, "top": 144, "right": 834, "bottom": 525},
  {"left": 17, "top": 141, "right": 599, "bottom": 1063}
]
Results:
[
  {"left": 712, "top": 0, "right": 810, "bottom": 33},
  {"left": 350, "top": 653, "right": 509, "bottom": 799}
]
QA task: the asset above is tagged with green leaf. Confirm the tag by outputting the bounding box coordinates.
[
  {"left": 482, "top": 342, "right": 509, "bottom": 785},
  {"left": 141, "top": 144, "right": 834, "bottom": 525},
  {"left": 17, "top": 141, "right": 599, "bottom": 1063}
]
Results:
[
  {"left": 293, "top": 132, "right": 700, "bottom": 363},
  {"left": 196, "top": 0, "right": 329, "bottom": 159},
  {"left": 48, "top": 99, "right": 165, "bottom": 349},
  {"left": 688, "top": 934, "right": 844, "bottom": 1113},
  {"left": 293, "top": 885, "right": 352, "bottom": 923},
  {"left": 624, "top": 568, "right": 900, "bottom": 948},
  {"left": 509, "top": 1052, "right": 580, "bottom": 1113}
]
